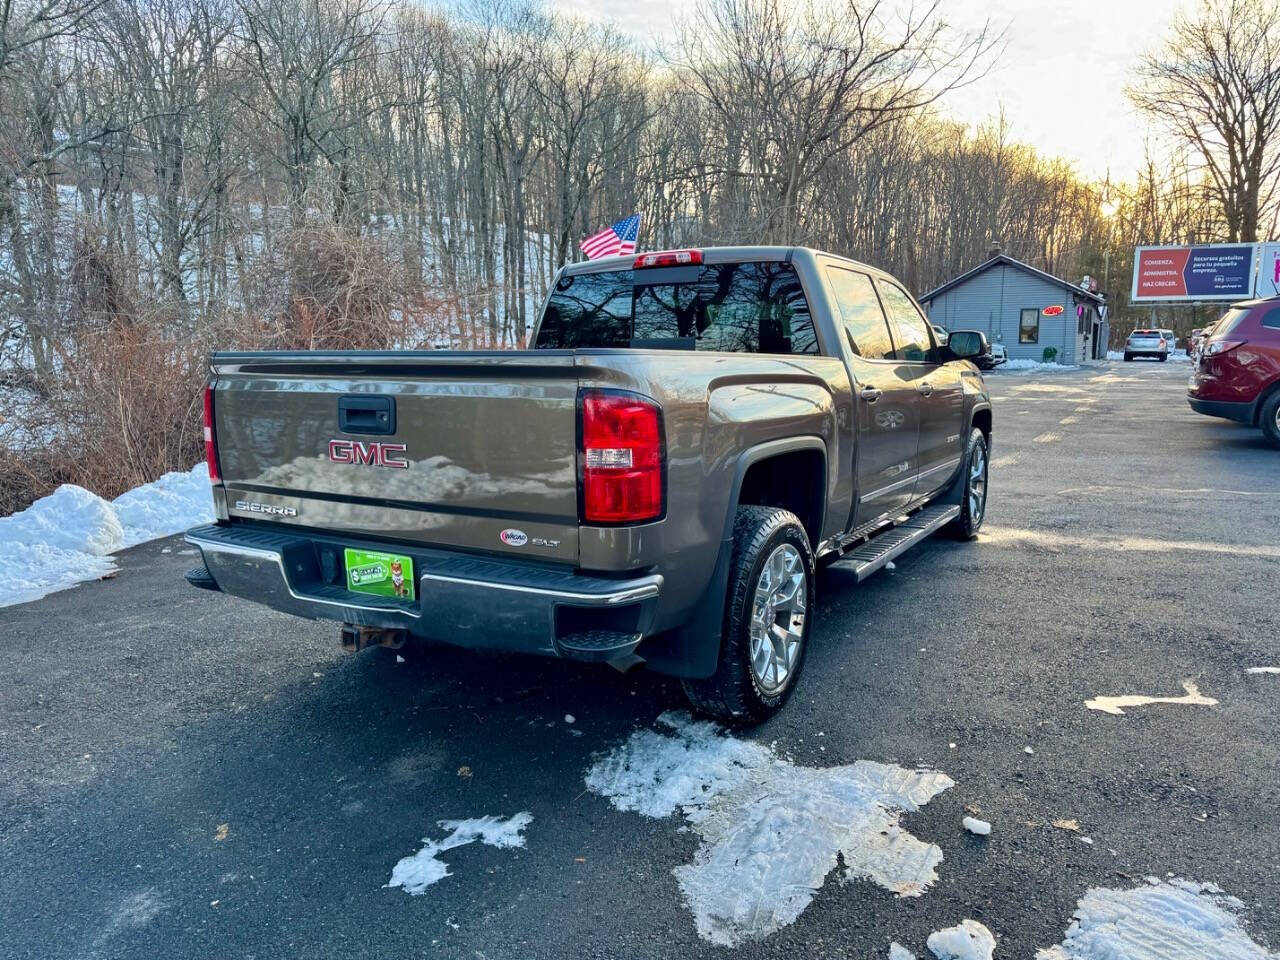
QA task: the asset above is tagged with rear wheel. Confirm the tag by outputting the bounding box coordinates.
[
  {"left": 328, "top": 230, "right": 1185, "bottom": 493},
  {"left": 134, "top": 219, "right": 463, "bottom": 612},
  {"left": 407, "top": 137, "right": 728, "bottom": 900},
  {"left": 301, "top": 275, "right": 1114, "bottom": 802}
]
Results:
[
  {"left": 1261, "top": 391, "right": 1280, "bottom": 449},
  {"left": 681, "top": 506, "right": 814, "bottom": 725},
  {"left": 1124, "top": 352, "right": 1133, "bottom": 361}
]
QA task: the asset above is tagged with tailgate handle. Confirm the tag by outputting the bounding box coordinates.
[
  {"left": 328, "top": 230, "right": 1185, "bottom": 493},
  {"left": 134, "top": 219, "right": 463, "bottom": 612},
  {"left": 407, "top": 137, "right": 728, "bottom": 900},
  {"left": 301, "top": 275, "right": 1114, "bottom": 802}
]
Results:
[{"left": 338, "top": 395, "right": 395, "bottom": 435}]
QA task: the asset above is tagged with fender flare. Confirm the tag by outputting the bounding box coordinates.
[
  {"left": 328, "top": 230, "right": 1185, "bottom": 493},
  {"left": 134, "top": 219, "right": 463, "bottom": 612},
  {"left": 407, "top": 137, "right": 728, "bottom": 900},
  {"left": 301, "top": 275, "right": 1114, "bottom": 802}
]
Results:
[
  {"left": 967, "top": 400, "right": 993, "bottom": 435},
  {"left": 718, "top": 435, "right": 829, "bottom": 543},
  {"left": 638, "top": 434, "right": 829, "bottom": 679}
]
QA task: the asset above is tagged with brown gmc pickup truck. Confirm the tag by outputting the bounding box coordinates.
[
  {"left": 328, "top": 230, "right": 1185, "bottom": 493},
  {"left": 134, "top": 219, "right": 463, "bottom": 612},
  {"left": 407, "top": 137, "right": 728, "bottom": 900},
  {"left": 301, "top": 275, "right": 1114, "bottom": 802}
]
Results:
[{"left": 185, "top": 246, "right": 993, "bottom": 722}]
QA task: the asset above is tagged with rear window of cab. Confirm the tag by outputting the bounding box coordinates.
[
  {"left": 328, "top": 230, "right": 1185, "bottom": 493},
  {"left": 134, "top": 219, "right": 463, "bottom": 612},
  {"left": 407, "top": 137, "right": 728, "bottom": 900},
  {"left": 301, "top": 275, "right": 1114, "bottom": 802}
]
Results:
[{"left": 535, "top": 261, "right": 819, "bottom": 355}]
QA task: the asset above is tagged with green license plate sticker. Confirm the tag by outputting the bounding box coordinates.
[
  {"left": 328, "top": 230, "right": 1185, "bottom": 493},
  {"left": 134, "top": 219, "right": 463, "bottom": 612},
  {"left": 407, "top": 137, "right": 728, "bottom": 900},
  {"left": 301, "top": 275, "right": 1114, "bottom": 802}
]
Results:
[{"left": 344, "top": 549, "right": 415, "bottom": 602}]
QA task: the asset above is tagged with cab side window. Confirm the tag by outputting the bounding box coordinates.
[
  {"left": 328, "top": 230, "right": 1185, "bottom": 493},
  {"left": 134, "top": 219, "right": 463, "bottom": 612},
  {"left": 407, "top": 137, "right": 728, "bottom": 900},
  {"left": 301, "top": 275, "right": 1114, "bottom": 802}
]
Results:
[
  {"left": 877, "top": 279, "right": 934, "bottom": 362},
  {"left": 825, "top": 267, "right": 895, "bottom": 360}
]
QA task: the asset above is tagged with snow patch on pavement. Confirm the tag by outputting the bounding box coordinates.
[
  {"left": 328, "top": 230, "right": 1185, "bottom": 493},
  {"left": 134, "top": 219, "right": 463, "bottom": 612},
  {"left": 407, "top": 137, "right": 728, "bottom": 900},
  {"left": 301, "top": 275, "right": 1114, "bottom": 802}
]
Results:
[
  {"left": 928, "top": 919, "right": 997, "bottom": 959},
  {"left": 890, "top": 943, "right": 918, "bottom": 960},
  {"left": 980, "top": 526, "right": 1280, "bottom": 559},
  {"left": 993, "top": 359, "right": 1079, "bottom": 373},
  {"left": 386, "top": 812, "right": 532, "bottom": 895},
  {"left": 0, "top": 464, "right": 212, "bottom": 607},
  {"left": 1084, "top": 681, "right": 1217, "bottom": 716},
  {"left": 585, "top": 711, "right": 954, "bottom": 946},
  {"left": 1034, "top": 878, "right": 1278, "bottom": 960},
  {"left": 1246, "top": 666, "right": 1280, "bottom": 675}
]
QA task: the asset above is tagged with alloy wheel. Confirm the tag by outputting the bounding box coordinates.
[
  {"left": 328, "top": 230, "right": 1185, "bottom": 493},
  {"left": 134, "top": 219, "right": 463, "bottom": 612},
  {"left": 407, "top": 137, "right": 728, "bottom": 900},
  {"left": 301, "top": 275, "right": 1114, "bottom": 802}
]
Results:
[
  {"left": 748, "top": 543, "right": 807, "bottom": 693},
  {"left": 969, "top": 444, "right": 988, "bottom": 523}
]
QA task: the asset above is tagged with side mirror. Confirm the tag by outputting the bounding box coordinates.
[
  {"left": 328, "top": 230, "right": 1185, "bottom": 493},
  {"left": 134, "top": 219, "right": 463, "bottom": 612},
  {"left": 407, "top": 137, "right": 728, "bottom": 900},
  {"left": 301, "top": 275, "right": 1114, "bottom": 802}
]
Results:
[{"left": 946, "top": 330, "right": 988, "bottom": 361}]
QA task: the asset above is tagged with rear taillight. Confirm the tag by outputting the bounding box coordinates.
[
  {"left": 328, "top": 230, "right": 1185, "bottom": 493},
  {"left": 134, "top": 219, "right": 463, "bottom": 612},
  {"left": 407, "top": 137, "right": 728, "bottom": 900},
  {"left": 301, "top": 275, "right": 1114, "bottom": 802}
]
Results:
[
  {"left": 580, "top": 389, "right": 664, "bottom": 524},
  {"left": 1207, "top": 339, "right": 1246, "bottom": 356},
  {"left": 633, "top": 249, "right": 702, "bottom": 269},
  {"left": 203, "top": 383, "right": 221, "bottom": 484}
]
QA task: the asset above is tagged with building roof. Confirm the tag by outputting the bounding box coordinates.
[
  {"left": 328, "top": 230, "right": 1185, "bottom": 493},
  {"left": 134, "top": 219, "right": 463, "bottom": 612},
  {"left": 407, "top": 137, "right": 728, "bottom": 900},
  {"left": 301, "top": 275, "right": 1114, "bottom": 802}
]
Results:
[{"left": 918, "top": 254, "right": 1106, "bottom": 305}]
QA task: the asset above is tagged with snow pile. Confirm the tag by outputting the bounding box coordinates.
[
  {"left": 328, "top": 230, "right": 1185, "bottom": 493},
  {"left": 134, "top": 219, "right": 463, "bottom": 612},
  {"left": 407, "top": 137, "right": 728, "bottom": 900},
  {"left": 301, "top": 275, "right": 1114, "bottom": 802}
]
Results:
[
  {"left": 1034, "top": 878, "right": 1277, "bottom": 960},
  {"left": 890, "top": 944, "right": 918, "bottom": 960},
  {"left": 928, "top": 919, "right": 997, "bottom": 960},
  {"left": 0, "top": 483, "right": 124, "bottom": 554},
  {"left": 113, "top": 465, "right": 215, "bottom": 548},
  {"left": 386, "top": 812, "right": 532, "bottom": 895},
  {"left": 0, "top": 463, "right": 212, "bottom": 607},
  {"left": 994, "top": 359, "right": 1079, "bottom": 373},
  {"left": 585, "top": 711, "right": 954, "bottom": 946}
]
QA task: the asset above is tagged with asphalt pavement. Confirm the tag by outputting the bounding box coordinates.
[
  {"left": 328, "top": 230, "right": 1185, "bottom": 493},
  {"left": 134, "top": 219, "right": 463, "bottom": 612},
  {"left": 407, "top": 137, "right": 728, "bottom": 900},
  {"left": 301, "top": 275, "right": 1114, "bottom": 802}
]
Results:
[{"left": 2, "top": 358, "right": 1278, "bottom": 959}]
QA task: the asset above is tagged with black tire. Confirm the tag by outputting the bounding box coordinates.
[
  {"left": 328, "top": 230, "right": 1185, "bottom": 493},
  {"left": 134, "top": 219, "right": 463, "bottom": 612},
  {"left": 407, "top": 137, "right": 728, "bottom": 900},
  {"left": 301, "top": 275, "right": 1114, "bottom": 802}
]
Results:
[
  {"left": 1124, "top": 353, "right": 1132, "bottom": 361},
  {"left": 945, "top": 428, "right": 989, "bottom": 540},
  {"left": 681, "top": 506, "right": 815, "bottom": 726},
  {"left": 1159, "top": 354, "right": 1168, "bottom": 362},
  {"left": 1260, "top": 390, "right": 1280, "bottom": 449}
]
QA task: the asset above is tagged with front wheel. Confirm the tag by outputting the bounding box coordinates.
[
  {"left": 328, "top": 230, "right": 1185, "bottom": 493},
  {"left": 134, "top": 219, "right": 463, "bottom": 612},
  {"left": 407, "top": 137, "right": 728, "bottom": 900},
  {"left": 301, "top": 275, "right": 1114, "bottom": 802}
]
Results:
[
  {"left": 681, "top": 506, "right": 815, "bottom": 725},
  {"left": 946, "top": 428, "right": 989, "bottom": 540}
]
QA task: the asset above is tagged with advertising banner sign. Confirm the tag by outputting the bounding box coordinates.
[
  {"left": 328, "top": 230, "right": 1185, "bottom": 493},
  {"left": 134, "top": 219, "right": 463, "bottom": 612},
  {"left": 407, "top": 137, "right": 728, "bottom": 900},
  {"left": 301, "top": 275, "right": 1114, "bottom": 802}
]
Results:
[
  {"left": 1131, "top": 244, "right": 1257, "bottom": 302},
  {"left": 1258, "top": 243, "right": 1280, "bottom": 299}
]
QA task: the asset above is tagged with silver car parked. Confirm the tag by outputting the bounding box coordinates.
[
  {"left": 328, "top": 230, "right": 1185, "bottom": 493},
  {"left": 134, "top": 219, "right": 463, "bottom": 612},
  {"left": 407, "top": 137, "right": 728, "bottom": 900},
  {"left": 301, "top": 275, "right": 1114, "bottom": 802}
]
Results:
[{"left": 1124, "top": 328, "right": 1169, "bottom": 361}]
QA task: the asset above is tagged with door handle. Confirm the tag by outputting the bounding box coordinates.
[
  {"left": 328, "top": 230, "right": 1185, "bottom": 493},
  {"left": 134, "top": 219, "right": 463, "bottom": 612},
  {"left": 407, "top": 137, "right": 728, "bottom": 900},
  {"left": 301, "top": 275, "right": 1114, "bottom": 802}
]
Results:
[
  {"left": 859, "top": 386, "right": 882, "bottom": 402},
  {"left": 916, "top": 382, "right": 934, "bottom": 397}
]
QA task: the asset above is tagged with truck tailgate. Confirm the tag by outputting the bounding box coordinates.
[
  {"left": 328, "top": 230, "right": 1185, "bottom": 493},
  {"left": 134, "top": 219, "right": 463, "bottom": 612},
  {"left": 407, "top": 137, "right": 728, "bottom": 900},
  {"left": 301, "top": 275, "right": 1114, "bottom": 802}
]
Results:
[{"left": 210, "top": 351, "right": 580, "bottom": 563}]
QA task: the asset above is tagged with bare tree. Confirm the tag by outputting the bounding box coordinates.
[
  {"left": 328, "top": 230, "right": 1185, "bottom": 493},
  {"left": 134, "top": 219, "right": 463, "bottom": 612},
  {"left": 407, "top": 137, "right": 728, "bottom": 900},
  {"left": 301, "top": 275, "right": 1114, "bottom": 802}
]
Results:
[
  {"left": 673, "top": 0, "right": 1000, "bottom": 243},
  {"left": 0, "top": 0, "right": 104, "bottom": 76},
  {"left": 234, "top": 0, "right": 387, "bottom": 217},
  {"left": 1130, "top": 0, "right": 1280, "bottom": 242}
]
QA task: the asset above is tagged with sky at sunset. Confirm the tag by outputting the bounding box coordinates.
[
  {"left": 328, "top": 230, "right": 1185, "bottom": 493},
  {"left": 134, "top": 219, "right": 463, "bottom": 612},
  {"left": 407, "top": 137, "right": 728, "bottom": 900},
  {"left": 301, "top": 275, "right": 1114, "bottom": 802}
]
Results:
[{"left": 550, "top": 0, "right": 1188, "bottom": 183}]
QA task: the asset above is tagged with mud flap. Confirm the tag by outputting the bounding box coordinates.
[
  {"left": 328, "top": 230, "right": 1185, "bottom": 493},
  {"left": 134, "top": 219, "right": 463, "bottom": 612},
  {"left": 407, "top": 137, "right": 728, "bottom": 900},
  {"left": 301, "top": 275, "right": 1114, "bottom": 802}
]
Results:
[{"left": 634, "top": 535, "right": 734, "bottom": 679}]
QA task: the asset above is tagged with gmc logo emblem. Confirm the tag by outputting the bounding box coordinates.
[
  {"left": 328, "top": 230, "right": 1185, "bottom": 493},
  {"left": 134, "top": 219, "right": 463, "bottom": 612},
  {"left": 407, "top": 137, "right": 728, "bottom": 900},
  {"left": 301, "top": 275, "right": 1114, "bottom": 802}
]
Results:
[{"left": 328, "top": 439, "right": 409, "bottom": 469}]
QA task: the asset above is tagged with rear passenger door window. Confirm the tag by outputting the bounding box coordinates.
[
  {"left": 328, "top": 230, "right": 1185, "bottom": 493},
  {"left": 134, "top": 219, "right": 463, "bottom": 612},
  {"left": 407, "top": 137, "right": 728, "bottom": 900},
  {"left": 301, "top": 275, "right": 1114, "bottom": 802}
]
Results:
[
  {"left": 876, "top": 279, "right": 935, "bottom": 362},
  {"left": 825, "top": 267, "right": 894, "bottom": 360},
  {"left": 1261, "top": 308, "right": 1280, "bottom": 330}
]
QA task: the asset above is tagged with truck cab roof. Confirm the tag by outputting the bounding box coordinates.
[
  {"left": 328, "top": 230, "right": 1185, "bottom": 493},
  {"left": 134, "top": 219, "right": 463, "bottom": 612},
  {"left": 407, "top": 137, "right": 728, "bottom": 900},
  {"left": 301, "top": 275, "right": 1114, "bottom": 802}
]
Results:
[{"left": 560, "top": 245, "right": 887, "bottom": 279}]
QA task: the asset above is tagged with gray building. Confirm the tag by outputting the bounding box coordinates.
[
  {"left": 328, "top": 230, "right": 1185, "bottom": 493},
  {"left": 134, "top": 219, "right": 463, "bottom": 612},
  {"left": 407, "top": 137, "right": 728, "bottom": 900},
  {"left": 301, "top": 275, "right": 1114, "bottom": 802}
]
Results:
[{"left": 919, "top": 254, "right": 1108, "bottom": 364}]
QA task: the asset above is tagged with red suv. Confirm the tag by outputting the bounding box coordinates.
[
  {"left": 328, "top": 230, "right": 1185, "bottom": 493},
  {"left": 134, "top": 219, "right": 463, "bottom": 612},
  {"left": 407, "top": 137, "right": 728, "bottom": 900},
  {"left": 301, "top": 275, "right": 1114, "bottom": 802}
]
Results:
[{"left": 1187, "top": 297, "right": 1280, "bottom": 448}]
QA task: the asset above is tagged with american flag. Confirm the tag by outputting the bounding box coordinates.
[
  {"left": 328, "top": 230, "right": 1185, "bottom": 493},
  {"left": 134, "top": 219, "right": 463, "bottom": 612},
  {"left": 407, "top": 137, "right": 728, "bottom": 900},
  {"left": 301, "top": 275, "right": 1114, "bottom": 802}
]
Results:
[{"left": 581, "top": 214, "right": 640, "bottom": 260}]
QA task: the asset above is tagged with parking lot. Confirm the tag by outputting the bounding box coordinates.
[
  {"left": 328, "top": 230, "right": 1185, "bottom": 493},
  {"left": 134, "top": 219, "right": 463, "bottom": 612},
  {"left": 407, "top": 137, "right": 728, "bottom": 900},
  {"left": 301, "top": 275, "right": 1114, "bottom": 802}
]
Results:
[{"left": 2, "top": 359, "right": 1278, "bottom": 959}]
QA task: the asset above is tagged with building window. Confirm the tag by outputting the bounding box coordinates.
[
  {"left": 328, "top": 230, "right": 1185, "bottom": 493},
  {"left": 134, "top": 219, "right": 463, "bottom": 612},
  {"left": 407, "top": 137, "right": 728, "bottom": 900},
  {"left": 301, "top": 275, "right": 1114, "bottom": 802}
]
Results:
[{"left": 1019, "top": 308, "right": 1040, "bottom": 343}]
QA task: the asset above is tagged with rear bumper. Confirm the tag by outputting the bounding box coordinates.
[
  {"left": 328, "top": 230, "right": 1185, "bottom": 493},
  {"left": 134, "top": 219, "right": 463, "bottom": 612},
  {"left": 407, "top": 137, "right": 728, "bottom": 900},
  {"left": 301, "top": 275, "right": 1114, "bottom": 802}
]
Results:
[
  {"left": 1187, "top": 395, "right": 1253, "bottom": 423},
  {"left": 184, "top": 523, "right": 662, "bottom": 663}
]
